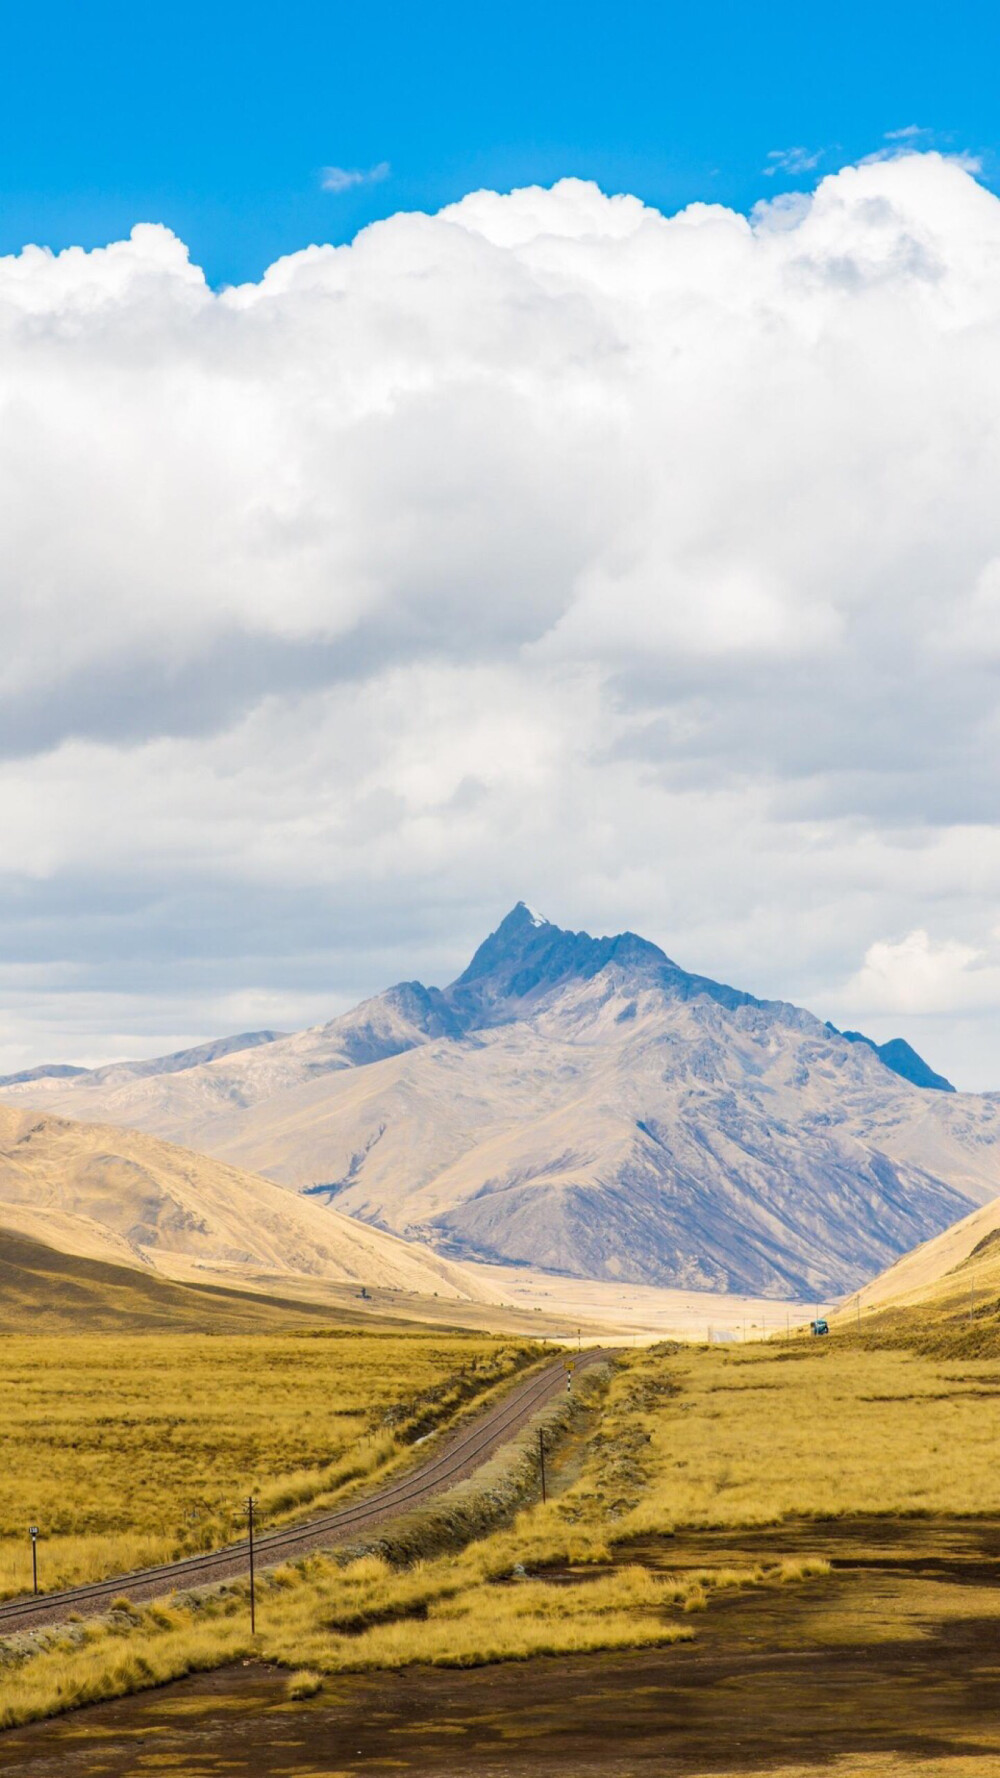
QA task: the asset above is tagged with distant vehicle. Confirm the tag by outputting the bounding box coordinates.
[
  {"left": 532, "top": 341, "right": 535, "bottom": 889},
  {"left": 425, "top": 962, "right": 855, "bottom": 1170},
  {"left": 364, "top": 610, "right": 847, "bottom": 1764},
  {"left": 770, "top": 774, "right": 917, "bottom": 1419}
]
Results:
[{"left": 810, "top": 1318, "right": 829, "bottom": 1336}]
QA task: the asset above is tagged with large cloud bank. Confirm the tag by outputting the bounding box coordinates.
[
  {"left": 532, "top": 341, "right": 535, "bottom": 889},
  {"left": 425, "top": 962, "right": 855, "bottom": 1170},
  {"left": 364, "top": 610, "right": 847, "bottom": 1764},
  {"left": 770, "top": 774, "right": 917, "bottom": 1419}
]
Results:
[{"left": 3, "top": 152, "right": 1000, "bottom": 1084}]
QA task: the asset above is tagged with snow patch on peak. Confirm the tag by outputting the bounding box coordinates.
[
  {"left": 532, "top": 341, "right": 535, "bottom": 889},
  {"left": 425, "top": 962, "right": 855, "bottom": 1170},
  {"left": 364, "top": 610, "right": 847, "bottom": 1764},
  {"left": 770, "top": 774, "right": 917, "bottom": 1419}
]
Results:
[{"left": 522, "top": 903, "right": 548, "bottom": 928}]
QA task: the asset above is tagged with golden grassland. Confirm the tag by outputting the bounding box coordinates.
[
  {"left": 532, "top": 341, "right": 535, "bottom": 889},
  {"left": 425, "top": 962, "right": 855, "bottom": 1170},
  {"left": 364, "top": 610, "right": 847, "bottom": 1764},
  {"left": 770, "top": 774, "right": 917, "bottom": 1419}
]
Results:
[
  {"left": 608, "top": 1338, "right": 1000, "bottom": 1533},
  {"left": 842, "top": 1271, "right": 1000, "bottom": 1361},
  {"left": 0, "top": 1330, "right": 537, "bottom": 1599},
  {"left": 7, "top": 1328, "right": 1000, "bottom": 1734}
]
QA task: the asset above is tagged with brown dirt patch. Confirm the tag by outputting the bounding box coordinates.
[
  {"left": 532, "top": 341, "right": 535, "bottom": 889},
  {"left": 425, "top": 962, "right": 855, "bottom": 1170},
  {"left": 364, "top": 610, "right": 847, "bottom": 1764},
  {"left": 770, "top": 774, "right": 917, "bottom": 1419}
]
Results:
[{"left": 4, "top": 1518, "right": 1000, "bottom": 1775}]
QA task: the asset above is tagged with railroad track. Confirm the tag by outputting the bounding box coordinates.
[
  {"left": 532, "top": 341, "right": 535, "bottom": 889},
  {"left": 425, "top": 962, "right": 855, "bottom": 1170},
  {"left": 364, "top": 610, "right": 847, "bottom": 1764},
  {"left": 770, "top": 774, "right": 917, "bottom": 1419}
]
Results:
[{"left": 0, "top": 1347, "right": 613, "bottom": 1635}]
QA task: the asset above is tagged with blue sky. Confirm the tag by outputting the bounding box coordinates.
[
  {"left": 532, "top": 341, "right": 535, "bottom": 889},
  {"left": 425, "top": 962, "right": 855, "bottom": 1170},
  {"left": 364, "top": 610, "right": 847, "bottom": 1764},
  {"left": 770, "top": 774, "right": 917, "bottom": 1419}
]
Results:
[{"left": 3, "top": 0, "right": 998, "bottom": 285}]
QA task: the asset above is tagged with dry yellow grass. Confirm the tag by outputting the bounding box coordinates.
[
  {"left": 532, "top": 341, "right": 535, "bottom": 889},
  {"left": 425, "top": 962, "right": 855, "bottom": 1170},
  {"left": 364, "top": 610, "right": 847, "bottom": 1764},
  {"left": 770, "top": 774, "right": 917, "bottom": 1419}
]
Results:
[
  {"left": 0, "top": 1330, "right": 534, "bottom": 1598},
  {"left": 0, "top": 1539, "right": 830, "bottom": 1728},
  {"left": 0, "top": 1220, "right": 409, "bottom": 1336},
  {"left": 284, "top": 1667, "right": 323, "bottom": 1698},
  {"left": 0, "top": 1348, "right": 832, "bottom": 1731},
  {"left": 7, "top": 1331, "right": 995, "bottom": 1734},
  {"left": 842, "top": 1189, "right": 1000, "bottom": 1318},
  {"left": 598, "top": 1341, "right": 1000, "bottom": 1535}
]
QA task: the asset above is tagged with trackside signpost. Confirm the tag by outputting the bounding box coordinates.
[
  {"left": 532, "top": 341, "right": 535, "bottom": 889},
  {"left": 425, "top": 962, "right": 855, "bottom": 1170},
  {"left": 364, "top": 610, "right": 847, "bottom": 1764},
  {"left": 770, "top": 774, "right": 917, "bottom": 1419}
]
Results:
[
  {"left": 246, "top": 1496, "right": 257, "bottom": 1634},
  {"left": 28, "top": 1526, "right": 39, "bottom": 1595}
]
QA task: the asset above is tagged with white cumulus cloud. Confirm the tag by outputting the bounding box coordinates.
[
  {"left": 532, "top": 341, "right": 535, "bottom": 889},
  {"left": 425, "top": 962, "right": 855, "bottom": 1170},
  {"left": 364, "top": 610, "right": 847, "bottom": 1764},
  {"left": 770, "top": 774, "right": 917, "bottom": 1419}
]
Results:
[
  {"left": 2, "top": 153, "right": 1000, "bottom": 1084},
  {"left": 839, "top": 930, "right": 987, "bottom": 1017}
]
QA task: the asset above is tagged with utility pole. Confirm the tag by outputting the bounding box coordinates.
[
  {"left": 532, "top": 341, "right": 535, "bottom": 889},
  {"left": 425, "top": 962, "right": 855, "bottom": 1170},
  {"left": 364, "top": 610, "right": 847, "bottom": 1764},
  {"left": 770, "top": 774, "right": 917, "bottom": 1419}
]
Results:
[
  {"left": 29, "top": 1526, "right": 39, "bottom": 1596},
  {"left": 538, "top": 1430, "right": 547, "bottom": 1505},
  {"left": 246, "top": 1496, "right": 257, "bottom": 1635}
]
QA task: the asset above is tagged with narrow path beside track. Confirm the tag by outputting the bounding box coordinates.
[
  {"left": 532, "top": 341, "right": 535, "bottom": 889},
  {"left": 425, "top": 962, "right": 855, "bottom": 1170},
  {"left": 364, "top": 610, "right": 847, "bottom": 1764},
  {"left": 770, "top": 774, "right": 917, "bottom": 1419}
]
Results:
[{"left": 0, "top": 1348, "right": 613, "bottom": 1635}]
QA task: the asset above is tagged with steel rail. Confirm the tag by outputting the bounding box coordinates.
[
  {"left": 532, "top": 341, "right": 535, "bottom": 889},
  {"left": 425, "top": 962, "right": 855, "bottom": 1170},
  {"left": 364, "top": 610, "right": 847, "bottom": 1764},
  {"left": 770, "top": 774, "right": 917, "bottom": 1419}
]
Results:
[{"left": 0, "top": 1348, "right": 610, "bottom": 1631}]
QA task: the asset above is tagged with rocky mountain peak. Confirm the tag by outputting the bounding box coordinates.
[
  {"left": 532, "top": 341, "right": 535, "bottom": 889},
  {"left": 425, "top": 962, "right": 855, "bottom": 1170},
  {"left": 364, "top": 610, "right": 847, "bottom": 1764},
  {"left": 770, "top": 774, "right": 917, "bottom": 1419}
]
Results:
[
  {"left": 448, "top": 903, "right": 669, "bottom": 1018},
  {"left": 455, "top": 901, "right": 554, "bottom": 977}
]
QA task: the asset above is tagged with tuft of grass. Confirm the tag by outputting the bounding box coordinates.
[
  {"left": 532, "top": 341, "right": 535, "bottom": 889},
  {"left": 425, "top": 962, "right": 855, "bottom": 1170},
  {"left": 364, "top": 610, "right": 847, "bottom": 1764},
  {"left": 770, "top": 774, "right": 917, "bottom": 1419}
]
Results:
[{"left": 285, "top": 1668, "right": 323, "bottom": 1699}]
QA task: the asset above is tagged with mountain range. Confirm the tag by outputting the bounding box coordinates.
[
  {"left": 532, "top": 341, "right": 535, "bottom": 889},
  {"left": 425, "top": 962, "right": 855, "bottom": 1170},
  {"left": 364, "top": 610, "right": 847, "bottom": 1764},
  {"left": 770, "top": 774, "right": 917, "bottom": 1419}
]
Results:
[{"left": 5, "top": 903, "right": 999, "bottom": 1298}]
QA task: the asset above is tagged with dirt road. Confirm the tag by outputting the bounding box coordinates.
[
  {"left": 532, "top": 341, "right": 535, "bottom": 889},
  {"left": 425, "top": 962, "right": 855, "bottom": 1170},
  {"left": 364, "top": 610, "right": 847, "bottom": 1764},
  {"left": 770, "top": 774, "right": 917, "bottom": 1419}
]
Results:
[{"left": 0, "top": 1347, "right": 611, "bottom": 1635}]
